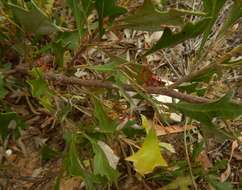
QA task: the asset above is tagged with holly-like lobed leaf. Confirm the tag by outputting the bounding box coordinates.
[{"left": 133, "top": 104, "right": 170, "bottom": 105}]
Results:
[
  {"left": 126, "top": 115, "right": 167, "bottom": 175},
  {"left": 92, "top": 97, "right": 118, "bottom": 133},
  {"left": 91, "top": 140, "right": 120, "bottom": 183},
  {"left": 169, "top": 92, "right": 242, "bottom": 139},
  {"left": 8, "top": 1, "right": 59, "bottom": 35},
  {"left": 64, "top": 133, "right": 95, "bottom": 190},
  {"left": 95, "top": 0, "right": 126, "bottom": 36},
  {"left": 27, "top": 68, "right": 53, "bottom": 98},
  {"left": 144, "top": 18, "right": 209, "bottom": 56},
  {"left": 171, "top": 92, "right": 242, "bottom": 122},
  {"left": 119, "top": 0, "right": 184, "bottom": 31},
  {"left": 27, "top": 68, "right": 54, "bottom": 111}
]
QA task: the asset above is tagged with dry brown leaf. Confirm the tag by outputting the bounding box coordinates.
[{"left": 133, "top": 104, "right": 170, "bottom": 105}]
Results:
[
  {"left": 220, "top": 164, "right": 231, "bottom": 182},
  {"left": 60, "top": 177, "right": 81, "bottom": 190},
  {"left": 220, "top": 140, "right": 239, "bottom": 182},
  {"left": 154, "top": 124, "right": 196, "bottom": 136},
  {"left": 196, "top": 151, "right": 212, "bottom": 170}
]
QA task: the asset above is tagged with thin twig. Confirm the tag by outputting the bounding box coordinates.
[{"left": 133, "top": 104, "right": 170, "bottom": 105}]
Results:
[
  {"left": 184, "top": 118, "right": 198, "bottom": 190},
  {"left": 9, "top": 66, "right": 210, "bottom": 104}
]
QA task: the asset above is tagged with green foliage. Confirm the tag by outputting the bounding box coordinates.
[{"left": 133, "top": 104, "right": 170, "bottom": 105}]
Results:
[
  {"left": 41, "top": 145, "right": 58, "bottom": 161},
  {"left": 95, "top": 0, "right": 127, "bottom": 36},
  {"left": 1, "top": 0, "right": 241, "bottom": 189},
  {"left": 0, "top": 75, "right": 8, "bottom": 99},
  {"left": 199, "top": 0, "right": 227, "bottom": 52},
  {"left": 8, "top": 0, "right": 59, "bottom": 35},
  {"left": 92, "top": 97, "right": 118, "bottom": 133},
  {"left": 66, "top": 0, "right": 93, "bottom": 38},
  {"left": 27, "top": 68, "right": 54, "bottom": 110},
  {"left": 160, "top": 176, "right": 193, "bottom": 190},
  {"left": 219, "top": 0, "right": 242, "bottom": 37},
  {"left": 144, "top": 18, "right": 209, "bottom": 56},
  {"left": 64, "top": 133, "right": 95, "bottom": 190},
  {"left": 27, "top": 68, "right": 52, "bottom": 98},
  {"left": 120, "top": 0, "right": 184, "bottom": 31},
  {"left": 208, "top": 176, "right": 234, "bottom": 190},
  {"left": 170, "top": 92, "right": 242, "bottom": 139},
  {"left": 91, "top": 140, "right": 120, "bottom": 183},
  {"left": 0, "top": 112, "right": 26, "bottom": 141}
]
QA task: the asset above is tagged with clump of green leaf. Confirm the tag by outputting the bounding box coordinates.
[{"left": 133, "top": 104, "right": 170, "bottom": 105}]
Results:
[
  {"left": 169, "top": 92, "right": 242, "bottom": 139},
  {"left": 0, "top": 112, "right": 27, "bottom": 141},
  {"left": 27, "top": 68, "right": 54, "bottom": 110}
]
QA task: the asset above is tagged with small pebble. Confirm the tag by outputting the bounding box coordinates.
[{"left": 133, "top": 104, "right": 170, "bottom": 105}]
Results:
[{"left": 5, "top": 149, "right": 12, "bottom": 157}]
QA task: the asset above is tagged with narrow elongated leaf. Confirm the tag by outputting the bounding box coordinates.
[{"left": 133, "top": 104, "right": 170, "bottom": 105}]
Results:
[
  {"left": 95, "top": 0, "right": 126, "bottom": 35},
  {"left": 144, "top": 19, "right": 209, "bottom": 56},
  {"left": 199, "top": 0, "right": 227, "bottom": 52},
  {"left": 66, "top": 0, "right": 83, "bottom": 37},
  {"left": 8, "top": 1, "right": 59, "bottom": 35},
  {"left": 0, "top": 75, "right": 7, "bottom": 99},
  {"left": 119, "top": 0, "right": 184, "bottom": 31},
  {"left": 126, "top": 116, "right": 167, "bottom": 175},
  {"left": 219, "top": 0, "right": 242, "bottom": 37},
  {"left": 92, "top": 98, "right": 118, "bottom": 133},
  {"left": 66, "top": 0, "right": 93, "bottom": 37}
]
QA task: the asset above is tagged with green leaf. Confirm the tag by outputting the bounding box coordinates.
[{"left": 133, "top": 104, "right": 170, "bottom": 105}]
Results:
[
  {"left": 64, "top": 133, "right": 94, "bottom": 190},
  {"left": 91, "top": 140, "right": 120, "bottom": 183},
  {"left": 208, "top": 176, "right": 234, "bottom": 190},
  {"left": 92, "top": 98, "right": 117, "bottom": 133},
  {"left": 126, "top": 116, "right": 167, "bottom": 175},
  {"left": 8, "top": 1, "right": 59, "bottom": 35},
  {"left": 144, "top": 19, "right": 209, "bottom": 56},
  {"left": 27, "top": 68, "right": 53, "bottom": 98},
  {"left": 119, "top": 0, "right": 184, "bottom": 31},
  {"left": 53, "top": 175, "right": 61, "bottom": 190},
  {"left": 41, "top": 145, "right": 58, "bottom": 161},
  {"left": 58, "top": 31, "right": 80, "bottom": 50},
  {"left": 160, "top": 176, "right": 193, "bottom": 190},
  {"left": 66, "top": 0, "right": 93, "bottom": 38},
  {"left": 199, "top": 0, "right": 227, "bottom": 52},
  {"left": 0, "top": 75, "right": 8, "bottom": 99},
  {"left": 172, "top": 92, "right": 242, "bottom": 121},
  {"left": 170, "top": 92, "right": 242, "bottom": 139},
  {"left": 219, "top": 0, "right": 242, "bottom": 37},
  {"left": 51, "top": 42, "right": 65, "bottom": 67},
  {"left": 66, "top": 0, "right": 82, "bottom": 37},
  {"left": 192, "top": 141, "right": 204, "bottom": 161},
  {"left": 89, "top": 53, "right": 127, "bottom": 73},
  {"left": 0, "top": 112, "right": 27, "bottom": 141},
  {"left": 95, "top": 0, "right": 127, "bottom": 36},
  {"left": 88, "top": 63, "right": 118, "bottom": 72}
]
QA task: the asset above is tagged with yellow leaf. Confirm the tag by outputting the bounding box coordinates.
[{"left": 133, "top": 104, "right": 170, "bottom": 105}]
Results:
[
  {"left": 141, "top": 114, "right": 152, "bottom": 133},
  {"left": 126, "top": 127, "right": 168, "bottom": 175}
]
